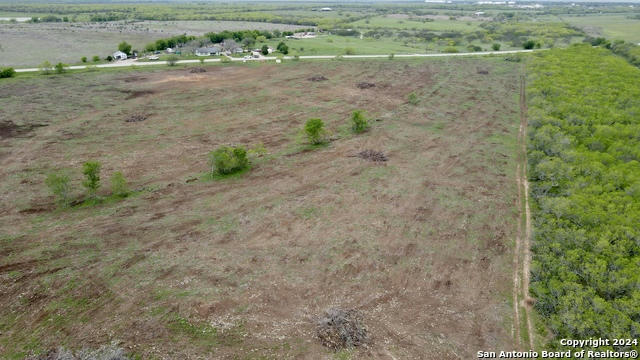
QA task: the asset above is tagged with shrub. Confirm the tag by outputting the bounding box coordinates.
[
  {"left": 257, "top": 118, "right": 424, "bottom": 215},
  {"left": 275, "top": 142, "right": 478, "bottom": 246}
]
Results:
[
  {"left": 388, "top": 53, "right": 395, "bottom": 60},
  {"left": 110, "top": 171, "right": 128, "bottom": 197},
  {"left": 0, "top": 67, "right": 16, "bottom": 78},
  {"left": 54, "top": 62, "right": 66, "bottom": 74},
  {"left": 209, "top": 146, "right": 249, "bottom": 175},
  {"left": 105, "top": 55, "right": 113, "bottom": 62},
  {"left": 443, "top": 47, "right": 459, "bottom": 53},
  {"left": 118, "top": 41, "right": 132, "bottom": 55},
  {"left": 276, "top": 41, "right": 288, "bottom": 54},
  {"left": 45, "top": 172, "right": 71, "bottom": 207},
  {"left": 408, "top": 92, "right": 419, "bottom": 105},
  {"left": 492, "top": 43, "right": 501, "bottom": 51},
  {"left": 166, "top": 55, "right": 179, "bottom": 66},
  {"left": 304, "top": 118, "right": 327, "bottom": 145},
  {"left": 92, "top": 55, "right": 100, "bottom": 62},
  {"left": 82, "top": 161, "right": 101, "bottom": 197},
  {"left": 523, "top": 40, "right": 536, "bottom": 49},
  {"left": 350, "top": 110, "right": 369, "bottom": 133},
  {"left": 344, "top": 47, "right": 355, "bottom": 55},
  {"left": 81, "top": 56, "right": 87, "bottom": 63},
  {"left": 261, "top": 45, "right": 269, "bottom": 55},
  {"left": 40, "top": 61, "right": 52, "bottom": 75}
]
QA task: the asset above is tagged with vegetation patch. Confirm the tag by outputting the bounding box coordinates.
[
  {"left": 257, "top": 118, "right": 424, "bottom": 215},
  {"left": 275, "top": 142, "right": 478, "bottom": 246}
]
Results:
[{"left": 527, "top": 45, "right": 640, "bottom": 348}]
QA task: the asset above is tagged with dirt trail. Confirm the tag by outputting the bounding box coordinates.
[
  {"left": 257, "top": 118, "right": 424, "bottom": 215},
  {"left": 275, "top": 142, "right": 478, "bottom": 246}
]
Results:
[{"left": 516, "top": 73, "right": 535, "bottom": 349}]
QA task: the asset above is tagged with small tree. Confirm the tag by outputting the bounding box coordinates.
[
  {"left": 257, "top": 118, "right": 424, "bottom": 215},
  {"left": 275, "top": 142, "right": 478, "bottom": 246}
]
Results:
[
  {"left": 408, "top": 92, "right": 419, "bottom": 105},
  {"left": 388, "top": 53, "right": 395, "bottom": 60},
  {"left": 110, "top": 171, "right": 129, "bottom": 197},
  {"left": 118, "top": 41, "right": 132, "bottom": 55},
  {"left": 54, "top": 62, "right": 66, "bottom": 74},
  {"left": 40, "top": 61, "right": 52, "bottom": 75},
  {"left": 523, "top": 40, "right": 536, "bottom": 50},
  {"left": 261, "top": 45, "right": 269, "bottom": 55},
  {"left": 209, "top": 146, "right": 249, "bottom": 175},
  {"left": 92, "top": 55, "right": 100, "bottom": 62},
  {"left": 167, "top": 55, "right": 179, "bottom": 66},
  {"left": 344, "top": 47, "right": 355, "bottom": 55},
  {"left": 305, "top": 118, "right": 326, "bottom": 145},
  {"left": 82, "top": 161, "right": 101, "bottom": 198},
  {"left": 46, "top": 172, "right": 72, "bottom": 207},
  {"left": 351, "top": 110, "right": 369, "bottom": 134},
  {"left": 0, "top": 67, "right": 16, "bottom": 78},
  {"left": 81, "top": 56, "right": 87, "bottom": 63},
  {"left": 276, "top": 41, "right": 288, "bottom": 54},
  {"left": 492, "top": 43, "right": 501, "bottom": 51},
  {"left": 105, "top": 55, "right": 113, "bottom": 62},
  {"left": 199, "top": 58, "right": 205, "bottom": 64}
]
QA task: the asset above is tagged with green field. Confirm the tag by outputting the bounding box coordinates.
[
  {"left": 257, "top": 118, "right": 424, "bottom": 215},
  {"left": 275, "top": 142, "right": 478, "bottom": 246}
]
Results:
[
  {"left": 350, "top": 15, "right": 483, "bottom": 32},
  {"left": 562, "top": 14, "right": 640, "bottom": 43}
]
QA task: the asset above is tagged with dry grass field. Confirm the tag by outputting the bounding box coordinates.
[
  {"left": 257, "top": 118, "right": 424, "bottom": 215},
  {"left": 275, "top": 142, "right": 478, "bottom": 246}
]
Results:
[
  {"left": 0, "top": 21, "right": 305, "bottom": 67},
  {"left": 0, "top": 58, "right": 521, "bottom": 359}
]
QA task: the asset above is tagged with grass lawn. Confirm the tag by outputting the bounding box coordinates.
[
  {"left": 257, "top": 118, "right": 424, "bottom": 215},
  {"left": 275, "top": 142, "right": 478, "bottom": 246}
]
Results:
[{"left": 1, "top": 57, "right": 521, "bottom": 359}]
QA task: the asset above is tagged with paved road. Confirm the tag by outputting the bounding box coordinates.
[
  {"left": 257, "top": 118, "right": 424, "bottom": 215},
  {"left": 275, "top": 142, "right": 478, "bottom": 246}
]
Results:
[{"left": 14, "top": 49, "right": 536, "bottom": 73}]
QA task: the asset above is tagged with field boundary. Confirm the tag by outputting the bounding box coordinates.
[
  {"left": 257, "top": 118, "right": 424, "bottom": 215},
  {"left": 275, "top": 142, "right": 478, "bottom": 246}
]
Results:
[
  {"left": 516, "top": 72, "right": 535, "bottom": 350},
  {"left": 12, "top": 49, "right": 539, "bottom": 73}
]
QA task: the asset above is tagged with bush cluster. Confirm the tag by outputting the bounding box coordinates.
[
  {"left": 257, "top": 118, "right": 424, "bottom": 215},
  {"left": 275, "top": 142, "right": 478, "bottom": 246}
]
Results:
[
  {"left": 45, "top": 161, "right": 129, "bottom": 207},
  {"left": 209, "top": 146, "right": 249, "bottom": 175},
  {"left": 0, "top": 67, "right": 16, "bottom": 78}
]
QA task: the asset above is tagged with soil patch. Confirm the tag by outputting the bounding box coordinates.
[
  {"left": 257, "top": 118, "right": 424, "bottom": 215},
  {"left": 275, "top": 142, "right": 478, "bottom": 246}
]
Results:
[
  {"left": 190, "top": 67, "right": 207, "bottom": 73},
  {"left": 125, "top": 113, "right": 149, "bottom": 123},
  {"left": 308, "top": 75, "right": 328, "bottom": 82},
  {"left": 0, "top": 121, "right": 48, "bottom": 139},
  {"left": 122, "top": 89, "right": 155, "bottom": 100},
  {"left": 356, "top": 82, "right": 375, "bottom": 89},
  {"left": 355, "top": 150, "right": 388, "bottom": 162}
]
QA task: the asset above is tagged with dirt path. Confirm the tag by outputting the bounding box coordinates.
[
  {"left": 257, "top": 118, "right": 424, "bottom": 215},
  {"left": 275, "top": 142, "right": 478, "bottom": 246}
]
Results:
[
  {"left": 13, "top": 49, "right": 541, "bottom": 72},
  {"left": 516, "top": 72, "right": 535, "bottom": 349}
]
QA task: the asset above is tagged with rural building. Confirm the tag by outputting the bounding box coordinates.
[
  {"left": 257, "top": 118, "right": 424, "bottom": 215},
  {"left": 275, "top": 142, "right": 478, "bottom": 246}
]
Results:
[
  {"left": 112, "top": 51, "right": 127, "bottom": 61},
  {"left": 320, "top": 7, "right": 332, "bottom": 11},
  {"left": 195, "top": 46, "right": 222, "bottom": 56}
]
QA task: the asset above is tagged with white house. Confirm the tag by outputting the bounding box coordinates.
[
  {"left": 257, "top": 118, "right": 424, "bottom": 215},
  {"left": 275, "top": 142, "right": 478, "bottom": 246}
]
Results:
[
  {"left": 113, "top": 51, "right": 127, "bottom": 61},
  {"left": 195, "top": 46, "right": 221, "bottom": 56},
  {"left": 320, "top": 7, "right": 332, "bottom": 11}
]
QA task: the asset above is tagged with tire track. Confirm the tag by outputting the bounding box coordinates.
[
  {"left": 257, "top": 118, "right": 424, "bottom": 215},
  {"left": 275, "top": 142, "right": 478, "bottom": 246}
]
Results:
[{"left": 517, "top": 73, "right": 535, "bottom": 350}]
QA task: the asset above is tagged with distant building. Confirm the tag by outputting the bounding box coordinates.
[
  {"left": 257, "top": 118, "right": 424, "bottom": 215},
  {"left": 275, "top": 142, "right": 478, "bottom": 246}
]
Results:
[
  {"left": 474, "top": 11, "right": 486, "bottom": 16},
  {"left": 195, "top": 46, "right": 221, "bottom": 56},
  {"left": 320, "top": 7, "right": 332, "bottom": 11},
  {"left": 113, "top": 51, "right": 127, "bottom": 61}
]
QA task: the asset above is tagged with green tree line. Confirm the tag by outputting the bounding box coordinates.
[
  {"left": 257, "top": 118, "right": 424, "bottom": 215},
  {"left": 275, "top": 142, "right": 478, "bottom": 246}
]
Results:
[{"left": 527, "top": 45, "right": 640, "bottom": 350}]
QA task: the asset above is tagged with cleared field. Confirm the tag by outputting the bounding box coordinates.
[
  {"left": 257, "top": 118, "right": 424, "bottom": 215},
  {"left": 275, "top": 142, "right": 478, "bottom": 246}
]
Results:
[
  {"left": 0, "top": 58, "right": 521, "bottom": 359},
  {"left": 562, "top": 14, "right": 640, "bottom": 43},
  {"left": 0, "top": 20, "right": 305, "bottom": 67}
]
